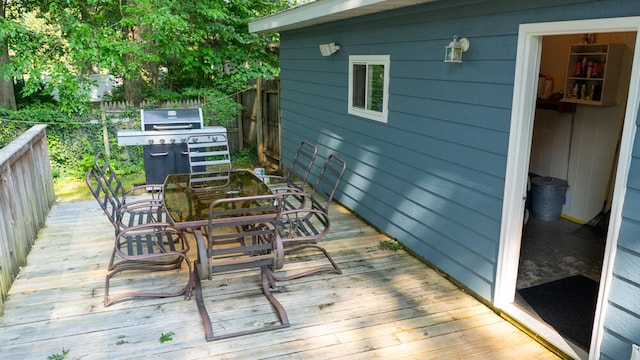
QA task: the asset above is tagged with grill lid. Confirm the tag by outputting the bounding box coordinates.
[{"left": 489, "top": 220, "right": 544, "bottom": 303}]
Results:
[{"left": 141, "top": 108, "right": 203, "bottom": 131}]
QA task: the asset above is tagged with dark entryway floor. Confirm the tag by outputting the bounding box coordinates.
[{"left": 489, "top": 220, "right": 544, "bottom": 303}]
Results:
[
  {"left": 515, "top": 216, "right": 607, "bottom": 350},
  {"left": 517, "top": 217, "right": 606, "bottom": 290}
]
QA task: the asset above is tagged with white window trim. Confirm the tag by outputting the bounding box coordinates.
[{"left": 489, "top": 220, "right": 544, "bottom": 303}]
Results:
[{"left": 348, "top": 55, "right": 390, "bottom": 123}]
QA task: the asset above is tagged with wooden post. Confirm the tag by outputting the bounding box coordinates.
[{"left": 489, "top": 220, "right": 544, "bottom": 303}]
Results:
[
  {"left": 255, "top": 77, "right": 265, "bottom": 163},
  {"left": 236, "top": 92, "right": 244, "bottom": 150},
  {"left": 101, "top": 109, "right": 110, "bottom": 157}
]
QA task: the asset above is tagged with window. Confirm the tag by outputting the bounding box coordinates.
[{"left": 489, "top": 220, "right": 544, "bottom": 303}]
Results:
[{"left": 348, "top": 55, "right": 390, "bottom": 123}]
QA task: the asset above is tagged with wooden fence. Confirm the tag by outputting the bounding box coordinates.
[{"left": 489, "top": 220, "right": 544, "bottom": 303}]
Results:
[
  {"left": 238, "top": 78, "right": 281, "bottom": 169},
  {"left": 0, "top": 125, "right": 55, "bottom": 315},
  {"left": 101, "top": 78, "right": 281, "bottom": 169}
]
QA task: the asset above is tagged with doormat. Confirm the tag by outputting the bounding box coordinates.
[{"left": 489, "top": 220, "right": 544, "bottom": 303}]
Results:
[{"left": 518, "top": 275, "right": 599, "bottom": 350}]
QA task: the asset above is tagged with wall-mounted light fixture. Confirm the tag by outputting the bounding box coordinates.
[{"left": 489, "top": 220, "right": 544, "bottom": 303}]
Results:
[
  {"left": 444, "top": 36, "right": 470, "bottom": 63},
  {"left": 319, "top": 42, "right": 340, "bottom": 57}
]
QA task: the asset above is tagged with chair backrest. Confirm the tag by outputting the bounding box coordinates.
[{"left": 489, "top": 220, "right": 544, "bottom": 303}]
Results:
[
  {"left": 93, "top": 152, "right": 127, "bottom": 208},
  {"left": 87, "top": 165, "right": 164, "bottom": 234},
  {"left": 86, "top": 167, "right": 120, "bottom": 231},
  {"left": 188, "top": 170, "right": 231, "bottom": 190},
  {"left": 286, "top": 141, "right": 318, "bottom": 190},
  {"left": 187, "top": 133, "right": 231, "bottom": 174},
  {"left": 205, "top": 194, "right": 284, "bottom": 274},
  {"left": 308, "top": 154, "right": 347, "bottom": 213}
]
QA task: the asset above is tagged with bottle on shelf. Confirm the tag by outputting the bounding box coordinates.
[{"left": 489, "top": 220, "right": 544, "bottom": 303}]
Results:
[{"left": 574, "top": 61, "right": 581, "bottom": 77}]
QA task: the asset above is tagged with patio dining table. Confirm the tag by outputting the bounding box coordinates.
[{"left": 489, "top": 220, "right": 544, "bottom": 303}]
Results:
[{"left": 162, "top": 170, "right": 273, "bottom": 229}]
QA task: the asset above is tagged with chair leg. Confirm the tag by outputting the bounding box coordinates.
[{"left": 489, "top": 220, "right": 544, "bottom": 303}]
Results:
[
  {"left": 104, "top": 254, "right": 193, "bottom": 307},
  {"left": 194, "top": 268, "right": 215, "bottom": 340},
  {"left": 194, "top": 266, "right": 290, "bottom": 341},
  {"left": 195, "top": 231, "right": 212, "bottom": 280},
  {"left": 271, "top": 244, "right": 342, "bottom": 281},
  {"left": 261, "top": 268, "right": 290, "bottom": 328}
]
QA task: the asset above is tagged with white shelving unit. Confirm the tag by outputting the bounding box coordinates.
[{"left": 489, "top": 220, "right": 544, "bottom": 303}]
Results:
[{"left": 562, "top": 43, "right": 622, "bottom": 106}]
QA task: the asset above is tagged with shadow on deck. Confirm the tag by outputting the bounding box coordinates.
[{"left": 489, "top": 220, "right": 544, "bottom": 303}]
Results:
[{"left": 0, "top": 199, "right": 560, "bottom": 359}]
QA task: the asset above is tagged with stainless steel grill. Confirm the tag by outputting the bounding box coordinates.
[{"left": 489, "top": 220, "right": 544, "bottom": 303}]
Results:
[
  {"left": 117, "top": 108, "right": 227, "bottom": 184},
  {"left": 117, "top": 108, "right": 225, "bottom": 146}
]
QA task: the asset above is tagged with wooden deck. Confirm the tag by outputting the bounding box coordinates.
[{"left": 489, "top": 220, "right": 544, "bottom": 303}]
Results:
[{"left": 0, "top": 199, "right": 561, "bottom": 359}]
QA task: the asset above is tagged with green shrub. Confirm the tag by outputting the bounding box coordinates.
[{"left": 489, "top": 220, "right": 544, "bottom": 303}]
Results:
[{"left": 0, "top": 105, "right": 145, "bottom": 180}]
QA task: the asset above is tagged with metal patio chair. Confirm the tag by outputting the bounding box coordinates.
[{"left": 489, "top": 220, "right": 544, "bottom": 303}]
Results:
[
  {"left": 87, "top": 166, "right": 174, "bottom": 291},
  {"left": 274, "top": 154, "right": 347, "bottom": 281},
  {"left": 104, "top": 222, "right": 193, "bottom": 306},
  {"left": 193, "top": 194, "right": 289, "bottom": 340}
]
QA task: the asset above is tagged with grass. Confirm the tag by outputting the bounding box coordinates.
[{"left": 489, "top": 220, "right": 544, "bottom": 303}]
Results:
[
  {"left": 54, "top": 149, "right": 264, "bottom": 202},
  {"left": 54, "top": 173, "right": 145, "bottom": 202}
]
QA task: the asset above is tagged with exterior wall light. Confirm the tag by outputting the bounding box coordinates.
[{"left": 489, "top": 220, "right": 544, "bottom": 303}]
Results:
[
  {"left": 444, "top": 36, "right": 470, "bottom": 63},
  {"left": 319, "top": 43, "right": 340, "bottom": 57}
]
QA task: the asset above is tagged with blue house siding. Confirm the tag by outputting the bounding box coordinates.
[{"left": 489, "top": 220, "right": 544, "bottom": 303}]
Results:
[
  {"left": 274, "top": 1, "right": 640, "bottom": 357},
  {"left": 600, "top": 141, "right": 640, "bottom": 358},
  {"left": 279, "top": 1, "right": 544, "bottom": 302}
]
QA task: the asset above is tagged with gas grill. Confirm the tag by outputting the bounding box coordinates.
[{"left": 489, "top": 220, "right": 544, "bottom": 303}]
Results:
[{"left": 117, "top": 108, "right": 227, "bottom": 185}]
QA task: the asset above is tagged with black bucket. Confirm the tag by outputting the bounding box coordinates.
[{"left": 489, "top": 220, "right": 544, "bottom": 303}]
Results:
[{"left": 531, "top": 177, "right": 569, "bottom": 221}]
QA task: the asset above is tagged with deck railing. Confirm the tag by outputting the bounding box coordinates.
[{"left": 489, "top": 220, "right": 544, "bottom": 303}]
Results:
[{"left": 0, "top": 125, "right": 55, "bottom": 315}]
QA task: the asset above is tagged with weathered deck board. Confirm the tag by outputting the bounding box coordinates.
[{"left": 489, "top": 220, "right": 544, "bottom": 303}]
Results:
[{"left": 0, "top": 199, "right": 560, "bottom": 359}]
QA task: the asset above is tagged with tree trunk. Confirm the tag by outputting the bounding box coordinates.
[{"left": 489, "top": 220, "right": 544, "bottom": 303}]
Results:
[
  {"left": 0, "top": 2, "right": 16, "bottom": 110},
  {"left": 124, "top": 76, "right": 143, "bottom": 106},
  {"left": 0, "top": 44, "right": 16, "bottom": 111},
  {"left": 123, "top": 16, "right": 144, "bottom": 106}
]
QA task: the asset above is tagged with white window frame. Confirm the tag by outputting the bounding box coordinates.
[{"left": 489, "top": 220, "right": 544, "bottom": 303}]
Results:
[{"left": 348, "top": 55, "right": 390, "bottom": 123}]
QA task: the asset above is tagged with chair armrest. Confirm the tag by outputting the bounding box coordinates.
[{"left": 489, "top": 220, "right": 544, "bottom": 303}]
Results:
[
  {"left": 260, "top": 222, "right": 285, "bottom": 270},
  {"left": 125, "top": 183, "right": 164, "bottom": 200},
  {"left": 118, "top": 199, "right": 164, "bottom": 213},
  {"left": 117, "top": 200, "right": 166, "bottom": 225},
  {"left": 273, "top": 189, "right": 311, "bottom": 210},
  {"left": 194, "top": 229, "right": 210, "bottom": 280},
  {"left": 279, "top": 207, "right": 331, "bottom": 242}
]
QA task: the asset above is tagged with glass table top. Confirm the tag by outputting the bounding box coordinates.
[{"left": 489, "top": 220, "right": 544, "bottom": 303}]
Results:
[{"left": 163, "top": 170, "right": 272, "bottom": 228}]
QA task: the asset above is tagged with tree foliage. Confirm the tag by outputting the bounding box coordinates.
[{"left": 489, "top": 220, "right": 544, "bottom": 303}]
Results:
[{"left": 0, "top": 0, "right": 290, "bottom": 113}]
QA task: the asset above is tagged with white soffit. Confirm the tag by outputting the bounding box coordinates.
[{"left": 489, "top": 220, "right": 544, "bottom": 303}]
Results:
[{"left": 249, "top": 0, "right": 442, "bottom": 33}]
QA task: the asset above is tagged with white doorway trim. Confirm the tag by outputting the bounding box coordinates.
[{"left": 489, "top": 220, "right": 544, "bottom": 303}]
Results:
[{"left": 495, "top": 17, "right": 640, "bottom": 359}]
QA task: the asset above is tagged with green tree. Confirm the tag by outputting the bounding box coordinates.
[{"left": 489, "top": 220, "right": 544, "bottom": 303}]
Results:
[{"left": 0, "top": 0, "right": 291, "bottom": 112}]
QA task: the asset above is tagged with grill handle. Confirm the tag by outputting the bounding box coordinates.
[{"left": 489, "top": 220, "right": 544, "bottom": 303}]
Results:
[
  {"left": 152, "top": 124, "right": 193, "bottom": 130},
  {"left": 149, "top": 152, "right": 169, "bottom": 157}
]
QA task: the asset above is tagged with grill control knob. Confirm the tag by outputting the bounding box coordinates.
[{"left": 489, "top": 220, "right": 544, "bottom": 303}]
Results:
[
  {"left": 159, "top": 139, "right": 165, "bottom": 144},
  {"left": 170, "top": 138, "right": 176, "bottom": 144},
  {"left": 181, "top": 138, "right": 187, "bottom": 143},
  {"left": 148, "top": 139, "right": 154, "bottom": 145}
]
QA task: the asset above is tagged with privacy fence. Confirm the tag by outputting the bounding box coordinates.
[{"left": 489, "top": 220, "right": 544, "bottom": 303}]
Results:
[{"left": 0, "top": 125, "right": 55, "bottom": 315}]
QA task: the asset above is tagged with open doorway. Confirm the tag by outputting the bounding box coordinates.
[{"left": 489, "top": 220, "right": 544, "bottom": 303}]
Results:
[
  {"left": 495, "top": 17, "right": 640, "bottom": 360},
  {"left": 515, "top": 32, "right": 636, "bottom": 352}
]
